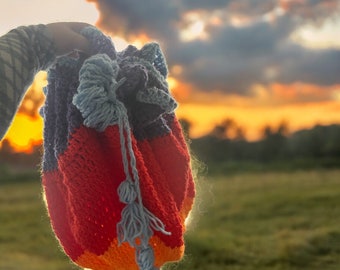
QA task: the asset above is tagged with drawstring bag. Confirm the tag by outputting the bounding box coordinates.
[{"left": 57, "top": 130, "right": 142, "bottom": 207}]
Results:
[{"left": 41, "top": 27, "right": 195, "bottom": 270}]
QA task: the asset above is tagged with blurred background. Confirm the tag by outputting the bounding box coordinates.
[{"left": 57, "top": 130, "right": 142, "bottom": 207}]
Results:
[{"left": 1, "top": 0, "right": 340, "bottom": 269}]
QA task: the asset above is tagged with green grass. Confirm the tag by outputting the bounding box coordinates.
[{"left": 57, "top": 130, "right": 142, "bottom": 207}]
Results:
[
  {"left": 0, "top": 175, "right": 79, "bottom": 270},
  {"left": 1, "top": 169, "right": 340, "bottom": 269}
]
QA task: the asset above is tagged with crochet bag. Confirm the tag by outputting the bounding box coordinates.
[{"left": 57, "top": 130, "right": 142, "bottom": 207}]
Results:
[{"left": 41, "top": 27, "right": 195, "bottom": 270}]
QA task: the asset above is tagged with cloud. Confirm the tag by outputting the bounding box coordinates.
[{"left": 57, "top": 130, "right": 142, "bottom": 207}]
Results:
[
  {"left": 90, "top": 0, "right": 179, "bottom": 39},
  {"left": 276, "top": 44, "right": 340, "bottom": 85},
  {"left": 180, "top": 0, "right": 230, "bottom": 11},
  {"left": 91, "top": 0, "right": 340, "bottom": 97},
  {"left": 280, "top": 0, "right": 340, "bottom": 22}
]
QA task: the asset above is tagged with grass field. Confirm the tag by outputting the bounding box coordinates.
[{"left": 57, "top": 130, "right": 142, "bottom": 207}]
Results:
[{"left": 1, "top": 169, "right": 340, "bottom": 269}]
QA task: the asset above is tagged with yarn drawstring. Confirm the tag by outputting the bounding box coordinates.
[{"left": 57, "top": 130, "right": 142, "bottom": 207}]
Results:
[{"left": 73, "top": 53, "right": 170, "bottom": 270}]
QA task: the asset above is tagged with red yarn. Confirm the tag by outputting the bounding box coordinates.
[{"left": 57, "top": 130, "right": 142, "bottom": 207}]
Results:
[{"left": 42, "top": 119, "right": 195, "bottom": 269}]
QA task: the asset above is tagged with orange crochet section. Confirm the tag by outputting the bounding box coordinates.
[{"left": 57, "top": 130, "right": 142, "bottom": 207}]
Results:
[
  {"left": 76, "top": 236, "right": 184, "bottom": 270},
  {"left": 180, "top": 196, "right": 195, "bottom": 226}
]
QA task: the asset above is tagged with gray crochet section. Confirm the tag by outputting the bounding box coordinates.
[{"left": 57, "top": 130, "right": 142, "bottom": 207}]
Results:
[
  {"left": 41, "top": 56, "right": 83, "bottom": 172},
  {"left": 136, "top": 86, "right": 177, "bottom": 113}
]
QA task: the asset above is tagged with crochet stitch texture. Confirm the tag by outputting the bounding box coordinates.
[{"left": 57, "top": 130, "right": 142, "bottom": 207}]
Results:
[{"left": 41, "top": 27, "right": 195, "bottom": 270}]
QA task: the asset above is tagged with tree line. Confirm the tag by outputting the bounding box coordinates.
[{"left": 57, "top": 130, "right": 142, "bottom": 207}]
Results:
[
  {"left": 1, "top": 119, "right": 340, "bottom": 172},
  {"left": 183, "top": 119, "right": 340, "bottom": 173}
]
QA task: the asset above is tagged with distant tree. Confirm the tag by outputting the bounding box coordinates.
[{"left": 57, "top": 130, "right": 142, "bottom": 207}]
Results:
[
  {"left": 277, "top": 121, "right": 289, "bottom": 137},
  {"left": 190, "top": 120, "right": 340, "bottom": 170},
  {"left": 263, "top": 125, "right": 274, "bottom": 139},
  {"left": 0, "top": 139, "right": 15, "bottom": 164},
  {"left": 191, "top": 118, "right": 248, "bottom": 163},
  {"left": 288, "top": 124, "right": 340, "bottom": 159},
  {"left": 260, "top": 122, "right": 288, "bottom": 161},
  {"left": 0, "top": 139, "right": 42, "bottom": 167},
  {"left": 0, "top": 139, "right": 13, "bottom": 154},
  {"left": 211, "top": 122, "right": 229, "bottom": 139},
  {"left": 234, "top": 126, "right": 246, "bottom": 141},
  {"left": 210, "top": 118, "right": 245, "bottom": 140}
]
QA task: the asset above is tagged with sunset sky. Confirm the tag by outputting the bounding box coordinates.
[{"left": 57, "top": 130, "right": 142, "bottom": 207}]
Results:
[{"left": 1, "top": 0, "right": 340, "bottom": 152}]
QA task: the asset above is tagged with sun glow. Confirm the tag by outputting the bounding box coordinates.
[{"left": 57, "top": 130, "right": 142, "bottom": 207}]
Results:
[
  {"left": 282, "top": 1, "right": 340, "bottom": 49},
  {"left": 1, "top": 72, "right": 46, "bottom": 153},
  {"left": 332, "top": 89, "right": 340, "bottom": 101},
  {"left": 291, "top": 18, "right": 340, "bottom": 49},
  {"left": 110, "top": 36, "right": 129, "bottom": 51},
  {"left": 180, "top": 20, "right": 207, "bottom": 41},
  {"left": 180, "top": 12, "right": 208, "bottom": 42},
  {"left": 2, "top": 113, "right": 43, "bottom": 153}
]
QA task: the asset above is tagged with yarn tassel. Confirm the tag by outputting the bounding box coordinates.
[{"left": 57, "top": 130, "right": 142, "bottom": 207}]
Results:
[
  {"left": 116, "top": 108, "right": 171, "bottom": 270},
  {"left": 136, "top": 246, "right": 158, "bottom": 270}
]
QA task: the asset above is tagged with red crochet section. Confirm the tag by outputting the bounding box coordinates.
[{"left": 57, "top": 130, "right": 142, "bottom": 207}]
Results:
[
  {"left": 136, "top": 139, "right": 184, "bottom": 247},
  {"left": 58, "top": 125, "right": 126, "bottom": 255},
  {"left": 42, "top": 171, "right": 84, "bottom": 260},
  {"left": 42, "top": 122, "right": 195, "bottom": 269},
  {"left": 148, "top": 134, "right": 189, "bottom": 207},
  {"left": 168, "top": 117, "right": 196, "bottom": 200}
]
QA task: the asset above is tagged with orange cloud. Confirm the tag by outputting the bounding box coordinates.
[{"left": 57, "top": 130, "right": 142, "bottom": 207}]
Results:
[
  {"left": 270, "top": 82, "right": 338, "bottom": 103},
  {"left": 168, "top": 77, "right": 194, "bottom": 103},
  {"left": 174, "top": 82, "right": 340, "bottom": 108},
  {"left": 174, "top": 82, "right": 340, "bottom": 140}
]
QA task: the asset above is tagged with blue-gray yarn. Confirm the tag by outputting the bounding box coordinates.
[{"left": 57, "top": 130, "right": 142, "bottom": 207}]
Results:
[
  {"left": 136, "top": 246, "right": 156, "bottom": 270},
  {"left": 73, "top": 54, "right": 125, "bottom": 131},
  {"left": 124, "top": 55, "right": 169, "bottom": 90},
  {"left": 73, "top": 53, "right": 170, "bottom": 270},
  {"left": 81, "top": 26, "right": 117, "bottom": 60},
  {"left": 118, "top": 180, "right": 138, "bottom": 204},
  {"left": 135, "top": 43, "right": 168, "bottom": 78},
  {"left": 136, "top": 86, "right": 177, "bottom": 113}
]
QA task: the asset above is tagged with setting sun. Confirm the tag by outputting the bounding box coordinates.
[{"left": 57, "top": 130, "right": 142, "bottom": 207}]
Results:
[{"left": 2, "top": 113, "right": 43, "bottom": 153}]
